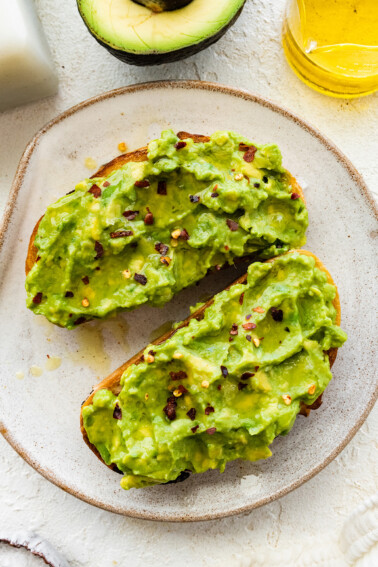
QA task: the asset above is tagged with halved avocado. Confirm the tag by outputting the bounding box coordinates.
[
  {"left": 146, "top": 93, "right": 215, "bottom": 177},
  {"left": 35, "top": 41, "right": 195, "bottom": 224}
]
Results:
[{"left": 77, "top": 0, "right": 246, "bottom": 66}]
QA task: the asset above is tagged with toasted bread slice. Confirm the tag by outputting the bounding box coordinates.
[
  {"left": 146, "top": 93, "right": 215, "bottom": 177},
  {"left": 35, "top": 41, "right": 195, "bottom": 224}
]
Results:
[
  {"left": 80, "top": 249, "right": 340, "bottom": 475},
  {"left": 25, "top": 132, "right": 305, "bottom": 276}
]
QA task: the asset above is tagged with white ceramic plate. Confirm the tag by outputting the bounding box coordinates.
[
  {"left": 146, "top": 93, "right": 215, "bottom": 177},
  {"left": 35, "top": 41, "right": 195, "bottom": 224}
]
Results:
[{"left": 0, "top": 81, "right": 376, "bottom": 522}]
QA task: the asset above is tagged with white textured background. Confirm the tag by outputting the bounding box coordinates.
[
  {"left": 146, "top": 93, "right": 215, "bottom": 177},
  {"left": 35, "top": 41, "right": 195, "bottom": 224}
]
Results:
[{"left": 0, "top": 1, "right": 377, "bottom": 565}]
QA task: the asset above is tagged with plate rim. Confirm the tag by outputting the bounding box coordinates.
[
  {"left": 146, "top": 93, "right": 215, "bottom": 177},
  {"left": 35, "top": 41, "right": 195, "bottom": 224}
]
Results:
[{"left": 0, "top": 80, "right": 377, "bottom": 522}]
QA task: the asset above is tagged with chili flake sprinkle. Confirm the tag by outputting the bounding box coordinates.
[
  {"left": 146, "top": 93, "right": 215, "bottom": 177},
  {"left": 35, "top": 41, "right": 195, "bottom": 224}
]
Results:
[
  {"left": 88, "top": 184, "right": 101, "bottom": 198},
  {"left": 226, "top": 219, "right": 239, "bottom": 232},
  {"left": 134, "top": 273, "right": 147, "bottom": 285},
  {"left": 175, "top": 141, "right": 186, "bottom": 150},
  {"left": 191, "top": 425, "right": 199, "bottom": 433},
  {"left": 243, "top": 146, "right": 257, "bottom": 163},
  {"left": 94, "top": 241, "right": 104, "bottom": 259},
  {"left": 82, "top": 276, "right": 90, "bottom": 285},
  {"left": 220, "top": 366, "right": 228, "bottom": 377},
  {"left": 163, "top": 396, "right": 177, "bottom": 421},
  {"left": 155, "top": 242, "right": 169, "bottom": 255},
  {"left": 65, "top": 291, "right": 74, "bottom": 298},
  {"left": 134, "top": 179, "right": 150, "bottom": 188},
  {"left": 238, "top": 382, "right": 247, "bottom": 390},
  {"left": 170, "top": 370, "right": 188, "bottom": 381},
  {"left": 189, "top": 195, "right": 200, "bottom": 203},
  {"left": 187, "top": 408, "right": 196, "bottom": 420},
  {"left": 211, "top": 192, "right": 219, "bottom": 198},
  {"left": 242, "top": 322, "right": 257, "bottom": 330},
  {"left": 271, "top": 307, "right": 283, "bottom": 322},
  {"left": 144, "top": 208, "right": 154, "bottom": 225},
  {"left": 113, "top": 403, "right": 122, "bottom": 420},
  {"left": 241, "top": 372, "right": 254, "bottom": 380},
  {"left": 157, "top": 180, "right": 167, "bottom": 195},
  {"left": 246, "top": 335, "right": 252, "bottom": 342},
  {"left": 291, "top": 193, "right": 300, "bottom": 200},
  {"left": 122, "top": 210, "right": 139, "bottom": 220},
  {"left": 205, "top": 406, "right": 215, "bottom": 415},
  {"left": 206, "top": 427, "right": 217, "bottom": 435},
  {"left": 239, "top": 293, "right": 244, "bottom": 305},
  {"left": 103, "top": 181, "right": 110, "bottom": 188},
  {"left": 32, "top": 292, "right": 43, "bottom": 304},
  {"left": 160, "top": 256, "right": 171, "bottom": 266},
  {"left": 253, "top": 306, "right": 265, "bottom": 313},
  {"left": 230, "top": 324, "right": 238, "bottom": 336},
  {"left": 110, "top": 230, "right": 133, "bottom": 238}
]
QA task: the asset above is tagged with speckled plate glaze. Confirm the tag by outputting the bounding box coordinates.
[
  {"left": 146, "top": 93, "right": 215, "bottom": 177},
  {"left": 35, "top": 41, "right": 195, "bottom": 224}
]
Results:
[{"left": 0, "top": 81, "right": 376, "bottom": 522}]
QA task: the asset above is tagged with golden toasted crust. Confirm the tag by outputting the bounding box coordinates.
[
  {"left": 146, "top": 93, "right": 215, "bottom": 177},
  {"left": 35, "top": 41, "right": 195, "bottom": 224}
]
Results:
[
  {"left": 25, "top": 132, "right": 305, "bottom": 276},
  {"left": 80, "top": 249, "right": 341, "bottom": 472}
]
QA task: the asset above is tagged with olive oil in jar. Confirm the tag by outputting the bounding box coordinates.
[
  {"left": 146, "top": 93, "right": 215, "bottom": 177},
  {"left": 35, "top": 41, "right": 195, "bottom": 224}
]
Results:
[{"left": 282, "top": 0, "right": 378, "bottom": 97}]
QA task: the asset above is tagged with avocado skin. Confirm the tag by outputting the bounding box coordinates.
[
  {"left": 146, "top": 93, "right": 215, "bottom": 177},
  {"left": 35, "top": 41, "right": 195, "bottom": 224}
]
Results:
[{"left": 78, "top": 3, "right": 245, "bottom": 66}]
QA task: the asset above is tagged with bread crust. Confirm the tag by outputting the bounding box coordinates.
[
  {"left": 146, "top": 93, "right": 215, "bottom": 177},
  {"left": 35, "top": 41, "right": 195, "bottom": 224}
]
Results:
[
  {"left": 25, "top": 132, "right": 305, "bottom": 275},
  {"left": 80, "top": 249, "right": 341, "bottom": 473}
]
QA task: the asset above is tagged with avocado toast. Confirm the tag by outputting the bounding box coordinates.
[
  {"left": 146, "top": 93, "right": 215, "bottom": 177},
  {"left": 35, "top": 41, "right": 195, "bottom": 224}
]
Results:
[
  {"left": 81, "top": 250, "right": 347, "bottom": 489},
  {"left": 25, "top": 131, "right": 308, "bottom": 328}
]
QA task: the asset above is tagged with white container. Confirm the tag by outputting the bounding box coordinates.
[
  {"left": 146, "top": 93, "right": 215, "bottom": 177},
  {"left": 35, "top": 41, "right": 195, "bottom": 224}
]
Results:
[{"left": 0, "top": 0, "right": 58, "bottom": 111}]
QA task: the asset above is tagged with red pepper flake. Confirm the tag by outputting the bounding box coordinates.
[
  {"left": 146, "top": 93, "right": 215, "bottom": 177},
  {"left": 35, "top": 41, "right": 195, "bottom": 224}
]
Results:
[
  {"left": 243, "top": 146, "right": 257, "bottom": 163},
  {"left": 113, "top": 403, "right": 122, "bottom": 420},
  {"left": 242, "top": 322, "right": 257, "bottom": 330},
  {"left": 32, "top": 292, "right": 42, "bottom": 304},
  {"left": 246, "top": 314, "right": 252, "bottom": 320},
  {"left": 65, "top": 291, "right": 74, "bottom": 298},
  {"left": 157, "top": 181, "right": 167, "bottom": 195},
  {"left": 163, "top": 395, "right": 177, "bottom": 421},
  {"left": 103, "top": 181, "right": 110, "bottom": 188},
  {"left": 217, "top": 384, "right": 222, "bottom": 390},
  {"left": 230, "top": 324, "right": 238, "bottom": 336},
  {"left": 239, "top": 293, "right": 244, "bottom": 305},
  {"left": 170, "top": 370, "right": 188, "bottom": 381},
  {"left": 205, "top": 406, "right": 215, "bottom": 415},
  {"left": 229, "top": 337, "right": 234, "bottom": 342},
  {"left": 144, "top": 208, "right": 154, "bottom": 225},
  {"left": 291, "top": 192, "right": 300, "bottom": 200},
  {"left": 88, "top": 184, "right": 101, "bottom": 198},
  {"left": 122, "top": 210, "right": 139, "bottom": 220},
  {"left": 134, "top": 179, "right": 150, "bottom": 188},
  {"left": 94, "top": 241, "right": 104, "bottom": 259},
  {"left": 206, "top": 427, "right": 217, "bottom": 435},
  {"left": 246, "top": 335, "right": 252, "bottom": 342},
  {"left": 175, "top": 141, "right": 186, "bottom": 150},
  {"left": 180, "top": 228, "right": 189, "bottom": 240},
  {"left": 82, "top": 276, "right": 89, "bottom": 285},
  {"left": 191, "top": 425, "right": 199, "bottom": 433},
  {"left": 134, "top": 273, "right": 147, "bottom": 285},
  {"left": 110, "top": 230, "right": 133, "bottom": 238},
  {"left": 241, "top": 372, "right": 254, "bottom": 380},
  {"left": 239, "top": 142, "right": 252, "bottom": 151},
  {"left": 255, "top": 366, "right": 260, "bottom": 371},
  {"left": 95, "top": 267, "right": 101, "bottom": 271},
  {"left": 244, "top": 175, "right": 250, "bottom": 184},
  {"left": 226, "top": 219, "right": 239, "bottom": 232},
  {"left": 155, "top": 242, "right": 169, "bottom": 255},
  {"left": 211, "top": 192, "right": 219, "bottom": 198},
  {"left": 186, "top": 408, "right": 196, "bottom": 420},
  {"left": 177, "top": 384, "right": 188, "bottom": 395},
  {"left": 189, "top": 195, "right": 200, "bottom": 203},
  {"left": 271, "top": 307, "right": 284, "bottom": 322},
  {"left": 220, "top": 365, "right": 228, "bottom": 377},
  {"left": 238, "top": 382, "right": 247, "bottom": 390},
  {"left": 224, "top": 245, "right": 229, "bottom": 251},
  {"left": 74, "top": 317, "right": 86, "bottom": 325},
  {"left": 36, "top": 256, "right": 41, "bottom": 262},
  {"left": 254, "top": 182, "right": 260, "bottom": 188},
  {"left": 285, "top": 327, "right": 290, "bottom": 332}
]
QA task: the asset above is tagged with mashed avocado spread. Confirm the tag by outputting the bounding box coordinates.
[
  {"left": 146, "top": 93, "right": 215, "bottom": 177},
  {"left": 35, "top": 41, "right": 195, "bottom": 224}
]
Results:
[
  {"left": 82, "top": 253, "right": 346, "bottom": 489},
  {"left": 26, "top": 130, "right": 308, "bottom": 328}
]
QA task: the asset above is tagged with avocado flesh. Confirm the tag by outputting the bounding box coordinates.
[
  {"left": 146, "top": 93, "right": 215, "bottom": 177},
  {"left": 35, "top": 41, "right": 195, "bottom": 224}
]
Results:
[{"left": 77, "top": 0, "right": 246, "bottom": 64}]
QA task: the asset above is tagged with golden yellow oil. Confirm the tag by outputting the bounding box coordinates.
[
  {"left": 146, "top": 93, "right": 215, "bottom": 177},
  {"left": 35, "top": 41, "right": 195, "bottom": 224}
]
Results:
[{"left": 282, "top": 0, "right": 378, "bottom": 97}]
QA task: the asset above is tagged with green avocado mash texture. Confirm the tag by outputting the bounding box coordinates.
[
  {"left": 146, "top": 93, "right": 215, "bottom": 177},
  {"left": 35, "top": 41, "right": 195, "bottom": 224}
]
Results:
[
  {"left": 82, "top": 253, "right": 347, "bottom": 489},
  {"left": 25, "top": 130, "right": 308, "bottom": 328}
]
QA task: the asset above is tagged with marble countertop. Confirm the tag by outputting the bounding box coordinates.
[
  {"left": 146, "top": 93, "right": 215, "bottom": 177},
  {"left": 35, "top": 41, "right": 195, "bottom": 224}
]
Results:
[{"left": 0, "top": 1, "right": 376, "bottom": 565}]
